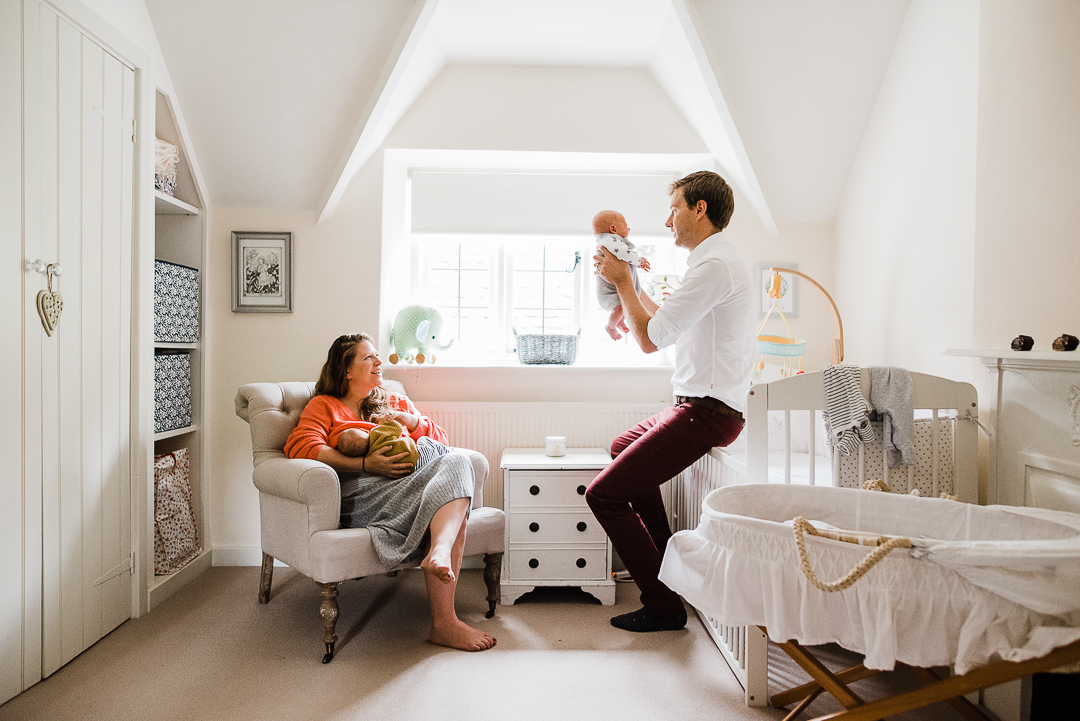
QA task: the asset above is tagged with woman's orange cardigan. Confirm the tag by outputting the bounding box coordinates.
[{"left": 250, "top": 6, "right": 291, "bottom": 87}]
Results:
[{"left": 284, "top": 393, "right": 449, "bottom": 461}]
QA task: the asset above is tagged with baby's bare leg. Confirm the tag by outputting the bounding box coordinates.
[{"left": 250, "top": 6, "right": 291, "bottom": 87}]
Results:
[
  {"left": 605, "top": 305, "right": 630, "bottom": 340},
  {"left": 336, "top": 428, "right": 368, "bottom": 457}
]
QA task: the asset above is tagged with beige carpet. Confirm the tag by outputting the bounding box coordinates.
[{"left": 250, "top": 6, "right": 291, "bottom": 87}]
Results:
[{"left": 0, "top": 567, "right": 970, "bottom": 721}]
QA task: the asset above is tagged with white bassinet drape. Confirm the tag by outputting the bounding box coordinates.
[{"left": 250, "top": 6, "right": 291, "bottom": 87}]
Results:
[{"left": 659, "top": 485, "right": 1080, "bottom": 674}]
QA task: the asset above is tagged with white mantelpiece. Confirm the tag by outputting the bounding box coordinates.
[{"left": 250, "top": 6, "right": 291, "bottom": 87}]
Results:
[{"left": 947, "top": 349, "right": 1080, "bottom": 509}]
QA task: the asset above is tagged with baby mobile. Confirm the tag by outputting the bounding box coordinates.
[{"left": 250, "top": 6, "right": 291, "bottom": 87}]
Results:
[
  {"left": 753, "top": 267, "right": 845, "bottom": 382},
  {"left": 754, "top": 270, "right": 806, "bottom": 380}
]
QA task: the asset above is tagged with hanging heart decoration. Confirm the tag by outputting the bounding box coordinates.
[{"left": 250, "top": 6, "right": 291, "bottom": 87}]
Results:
[
  {"left": 36, "top": 265, "right": 63, "bottom": 337},
  {"left": 37, "top": 290, "right": 63, "bottom": 337}
]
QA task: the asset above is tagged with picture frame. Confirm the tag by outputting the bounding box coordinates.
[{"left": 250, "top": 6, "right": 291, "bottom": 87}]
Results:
[
  {"left": 756, "top": 262, "right": 798, "bottom": 319},
  {"left": 231, "top": 231, "right": 292, "bottom": 313}
]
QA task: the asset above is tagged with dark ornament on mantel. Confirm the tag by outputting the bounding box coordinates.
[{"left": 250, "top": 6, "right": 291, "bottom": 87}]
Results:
[
  {"left": 1011, "top": 335, "right": 1035, "bottom": 351},
  {"left": 1052, "top": 334, "right": 1079, "bottom": 351}
]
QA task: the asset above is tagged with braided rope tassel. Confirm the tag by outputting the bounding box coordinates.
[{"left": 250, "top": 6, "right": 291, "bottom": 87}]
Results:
[{"left": 792, "top": 516, "right": 912, "bottom": 593}]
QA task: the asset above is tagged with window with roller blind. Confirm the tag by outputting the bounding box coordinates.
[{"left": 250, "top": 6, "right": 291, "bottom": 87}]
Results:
[{"left": 403, "top": 167, "right": 687, "bottom": 364}]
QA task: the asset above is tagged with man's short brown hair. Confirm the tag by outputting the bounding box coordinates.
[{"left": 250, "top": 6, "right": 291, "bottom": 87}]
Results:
[{"left": 669, "top": 171, "right": 734, "bottom": 231}]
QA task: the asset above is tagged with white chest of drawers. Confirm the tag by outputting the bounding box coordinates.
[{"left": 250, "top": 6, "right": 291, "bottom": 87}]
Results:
[{"left": 499, "top": 448, "right": 616, "bottom": 605}]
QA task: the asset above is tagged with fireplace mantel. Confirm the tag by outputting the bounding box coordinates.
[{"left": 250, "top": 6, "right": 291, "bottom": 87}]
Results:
[{"left": 947, "top": 348, "right": 1080, "bottom": 508}]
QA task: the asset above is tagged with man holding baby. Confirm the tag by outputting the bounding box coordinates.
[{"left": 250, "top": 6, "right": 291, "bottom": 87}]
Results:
[{"left": 588, "top": 170, "right": 755, "bottom": 633}]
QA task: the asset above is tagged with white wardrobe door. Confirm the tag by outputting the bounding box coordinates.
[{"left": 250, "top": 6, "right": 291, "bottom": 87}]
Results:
[{"left": 33, "top": 5, "right": 134, "bottom": 678}]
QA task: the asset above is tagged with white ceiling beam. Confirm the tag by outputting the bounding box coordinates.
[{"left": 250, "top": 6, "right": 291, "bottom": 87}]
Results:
[
  {"left": 665, "top": 0, "right": 778, "bottom": 236},
  {"left": 315, "top": 0, "right": 443, "bottom": 224}
]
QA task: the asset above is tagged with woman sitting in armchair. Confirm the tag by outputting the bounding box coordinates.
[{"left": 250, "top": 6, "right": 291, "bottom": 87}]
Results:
[{"left": 284, "top": 333, "right": 495, "bottom": 652}]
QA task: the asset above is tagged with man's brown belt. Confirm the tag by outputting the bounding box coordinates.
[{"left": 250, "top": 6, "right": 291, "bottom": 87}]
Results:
[{"left": 675, "top": 395, "right": 744, "bottom": 422}]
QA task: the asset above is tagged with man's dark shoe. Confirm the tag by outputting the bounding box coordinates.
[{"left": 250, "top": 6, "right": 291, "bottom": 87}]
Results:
[{"left": 610, "top": 607, "right": 687, "bottom": 632}]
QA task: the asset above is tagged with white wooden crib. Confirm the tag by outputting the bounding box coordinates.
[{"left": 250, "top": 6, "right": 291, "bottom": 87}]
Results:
[{"left": 665, "top": 368, "right": 979, "bottom": 706}]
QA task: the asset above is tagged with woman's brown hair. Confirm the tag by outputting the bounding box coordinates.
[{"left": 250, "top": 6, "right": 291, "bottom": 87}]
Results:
[{"left": 314, "top": 333, "right": 391, "bottom": 421}]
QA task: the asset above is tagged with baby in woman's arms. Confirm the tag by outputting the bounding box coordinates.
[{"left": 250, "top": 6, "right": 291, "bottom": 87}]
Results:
[
  {"left": 336, "top": 419, "right": 449, "bottom": 474},
  {"left": 593, "top": 210, "right": 651, "bottom": 340}
]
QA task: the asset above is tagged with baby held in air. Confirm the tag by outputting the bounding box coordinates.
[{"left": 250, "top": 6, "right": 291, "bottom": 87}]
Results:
[{"left": 593, "top": 210, "right": 651, "bottom": 340}]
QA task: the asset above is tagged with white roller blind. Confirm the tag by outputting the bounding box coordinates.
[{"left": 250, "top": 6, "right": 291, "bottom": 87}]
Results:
[{"left": 410, "top": 170, "right": 676, "bottom": 235}]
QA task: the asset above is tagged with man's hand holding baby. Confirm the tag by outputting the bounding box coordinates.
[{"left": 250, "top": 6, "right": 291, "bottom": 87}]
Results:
[{"left": 594, "top": 249, "right": 634, "bottom": 288}]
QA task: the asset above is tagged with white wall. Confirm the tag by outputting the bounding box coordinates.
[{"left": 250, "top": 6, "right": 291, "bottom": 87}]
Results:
[
  {"left": 208, "top": 63, "right": 835, "bottom": 553},
  {"left": 973, "top": 0, "right": 1080, "bottom": 349},
  {"left": 834, "top": 0, "right": 980, "bottom": 382}
]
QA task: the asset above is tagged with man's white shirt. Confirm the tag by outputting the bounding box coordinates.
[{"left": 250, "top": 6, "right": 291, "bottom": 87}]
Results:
[{"left": 646, "top": 233, "right": 755, "bottom": 413}]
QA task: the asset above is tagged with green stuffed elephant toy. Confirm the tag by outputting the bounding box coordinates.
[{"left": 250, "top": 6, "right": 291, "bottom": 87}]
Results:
[{"left": 389, "top": 305, "right": 453, "bottom": 364}]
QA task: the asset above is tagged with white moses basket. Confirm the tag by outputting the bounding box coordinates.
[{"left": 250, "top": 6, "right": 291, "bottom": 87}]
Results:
[{"left": 659, "top": 484, "right": 1080, "bottom": 674}]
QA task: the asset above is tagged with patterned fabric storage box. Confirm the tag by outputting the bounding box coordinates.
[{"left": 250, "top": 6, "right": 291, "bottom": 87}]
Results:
[
  {"left": 154, "top": 260, "right": 199, "bottom": 343},
  {"left": 154, "top": 352, "right": 192, "bottom": 433}
]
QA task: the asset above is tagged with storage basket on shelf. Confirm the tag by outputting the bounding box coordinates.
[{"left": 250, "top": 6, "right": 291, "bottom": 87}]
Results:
[
  {"left": 153, "top": 447, "right": 201, "bottom": 574},
  {"left": 154, "top": 352, "right": 192, "bottom": 433},
  {"left": 514, "top": 329, "right": 580, "bottom": 365},
  {"left": 154, "top": 260, "right": 199, "bottom": 343}
]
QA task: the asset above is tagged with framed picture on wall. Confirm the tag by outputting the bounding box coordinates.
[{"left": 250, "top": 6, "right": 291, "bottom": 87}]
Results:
[
  {"left": 231, "top": 231, "right": 292, "bottom": 312},
  {"left": 756, "top": 262, "right": 798, "bottom": 318}
]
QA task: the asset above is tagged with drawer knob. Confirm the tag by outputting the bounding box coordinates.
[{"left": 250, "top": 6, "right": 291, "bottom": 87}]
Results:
[
  {"left": 576, "top": 558, "right": 587, "bottom": 568},
  {"left": 576, "top": 521, "right": 587, "bottom": 532},
  {"left": 529, "top": 522, "right": 540, "bottom": 533},
  {"left": 530, "top": 485, "right": 540, "bottom": 496},
  {"left": 577, "top": 484, "right": 586, "bottom": 495},
  {"left": 529, "top": 558, "right": 539, "bottom": 569}
]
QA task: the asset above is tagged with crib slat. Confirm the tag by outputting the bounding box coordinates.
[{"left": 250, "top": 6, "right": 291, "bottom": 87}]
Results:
[
  {"left": 883, "top": 447, "right": 889, "bottom": 488},
  {"left": 858, "top": 443, "right": 865, "bottom": 485},
  {"left": 932, "top": 409, "right": 940, "bottom": 497},
  {"left": 808, "top": 411, "right": 816, "bottom": 486},
  {"left": 908, "top": 464, "right": 914, "bottom": 493},
  {"left": 833, "top": 447, "right": 841, "bottom": 486},
  {"left": 784, "top": 410, "right": 792, "bottom": 484}
]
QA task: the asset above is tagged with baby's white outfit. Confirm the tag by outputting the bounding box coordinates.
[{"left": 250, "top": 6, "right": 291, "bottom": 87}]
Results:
[{"left": 595, "top": 232, "right": 643, "bottom": 312}]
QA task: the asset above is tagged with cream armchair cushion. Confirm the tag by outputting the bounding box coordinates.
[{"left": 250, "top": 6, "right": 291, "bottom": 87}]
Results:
[{"left": 235, "top": 381, "right": 504, "bottom": 662}]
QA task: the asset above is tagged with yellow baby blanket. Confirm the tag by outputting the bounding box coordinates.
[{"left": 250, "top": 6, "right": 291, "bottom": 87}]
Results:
[{"left": 366, "top": 420, "right": 419, "bottom": 465}]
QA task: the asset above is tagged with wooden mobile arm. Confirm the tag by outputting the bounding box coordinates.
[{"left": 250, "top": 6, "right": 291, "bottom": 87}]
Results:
[{"left": 771, "top": 268, "right": 844, "bottom": 364}]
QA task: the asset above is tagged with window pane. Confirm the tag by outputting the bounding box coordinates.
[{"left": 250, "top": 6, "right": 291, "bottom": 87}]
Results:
[
  {"left": 421, "top": 239, "right": 493, "bottom": 351},
  {"left": 511, "top": 239, "right": 582, "bottom": 335},
  {"left": 459, "top": 308, "right": 495, "bottom": 351},
  {"left": 514, "top": 310, "right": 545, "bottom": 336},
  {"left": 542, "top": 310, "right": 575, "bottom": 335},
  {"left": 514, "top": 245, "right": 546, "bottom": 271},
  {"left": 426, "top": 269, "right": 461, "bottom": 306},
  {"left": 544, "top": 272, "right": 574, "bottom": 309},
  {"left": 459, "top": 270, "right": 490, "bottom": 307}
]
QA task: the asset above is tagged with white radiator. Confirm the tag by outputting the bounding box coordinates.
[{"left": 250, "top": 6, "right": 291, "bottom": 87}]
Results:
[
  {"left": 668, "top": 450, "right": 769, "bottom": 707},
  {"left": 421, "top": 401, "right": 668, "bottom": 510}
]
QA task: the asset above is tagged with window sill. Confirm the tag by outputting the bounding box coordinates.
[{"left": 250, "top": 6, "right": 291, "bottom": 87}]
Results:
[{"left": 384, "top": 352, "right": 675, "bottom": 371}]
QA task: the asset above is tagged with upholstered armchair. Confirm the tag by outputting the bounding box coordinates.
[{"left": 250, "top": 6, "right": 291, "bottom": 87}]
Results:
[{"left": 234, "top": 381, "right": 505, "bottom": 663}]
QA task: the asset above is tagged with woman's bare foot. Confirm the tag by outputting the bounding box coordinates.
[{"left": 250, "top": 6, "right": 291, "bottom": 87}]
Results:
[
  {"left": 430, "top": 620, "right": 496, "bottom": 651},
  {"left": 421, "top": 553, "right": 455, "bottom": 584}
]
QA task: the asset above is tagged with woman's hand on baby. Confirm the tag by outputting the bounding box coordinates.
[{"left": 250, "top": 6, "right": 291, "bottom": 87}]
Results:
[{"left": 366, "top": 445, "right": 414, "bottom": 478}]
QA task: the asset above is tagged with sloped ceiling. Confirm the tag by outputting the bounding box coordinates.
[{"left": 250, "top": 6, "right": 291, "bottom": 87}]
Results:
[{"left": 146, "top": 0, "right": 910, "bottom": 223}]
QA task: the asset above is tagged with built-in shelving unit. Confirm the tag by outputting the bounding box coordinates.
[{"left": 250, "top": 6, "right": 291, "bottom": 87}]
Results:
[
  {"left": 150, "top": 89, "right": 211, "bottom": 609},
  {"left": 154, "top": 189, "right": 199, "bottom": 215}
]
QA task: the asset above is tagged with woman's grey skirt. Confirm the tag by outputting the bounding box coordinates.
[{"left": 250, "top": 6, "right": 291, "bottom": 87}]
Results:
[{"left": 338, "top": 451, "right": 474, "bottom": 570}]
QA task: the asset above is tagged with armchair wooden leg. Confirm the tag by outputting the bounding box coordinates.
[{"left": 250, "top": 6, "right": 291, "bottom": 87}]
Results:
[
  {"left": 483, "top": 552, "right": 503, "bottom": 619},
  {"left": 317, "top": 582, "right": 340, "bottom": 663},
  {"left": 258, "top": 552, "right": 274, "bottom": 604}
]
